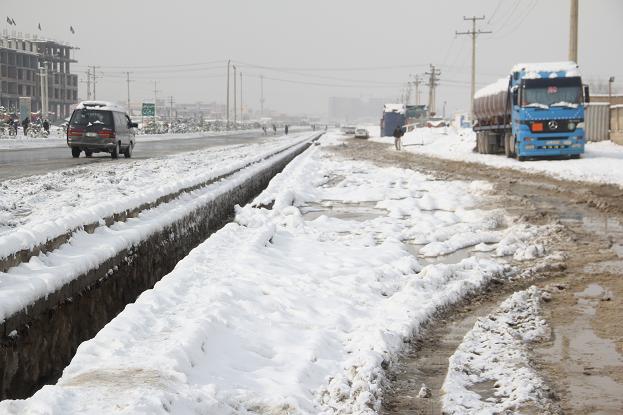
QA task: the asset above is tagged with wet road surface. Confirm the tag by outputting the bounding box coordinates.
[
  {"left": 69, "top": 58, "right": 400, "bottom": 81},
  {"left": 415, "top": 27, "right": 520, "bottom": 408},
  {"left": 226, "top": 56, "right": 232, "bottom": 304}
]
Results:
[{"left": 0, "top": 131, "right": 269, "bottom": 180}]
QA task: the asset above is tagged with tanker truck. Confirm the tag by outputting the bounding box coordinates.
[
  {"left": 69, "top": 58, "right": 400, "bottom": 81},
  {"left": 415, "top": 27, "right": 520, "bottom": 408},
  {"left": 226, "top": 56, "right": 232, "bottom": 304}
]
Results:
[{"left": 473, "top": 61, "right": 589, "bottom": 161}]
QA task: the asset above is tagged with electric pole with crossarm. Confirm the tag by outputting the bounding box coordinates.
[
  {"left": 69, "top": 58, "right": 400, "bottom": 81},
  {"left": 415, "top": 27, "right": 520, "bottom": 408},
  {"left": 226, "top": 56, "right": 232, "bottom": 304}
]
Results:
[{"left": 456, "top": 16, "right": 492, "bottom": 118}]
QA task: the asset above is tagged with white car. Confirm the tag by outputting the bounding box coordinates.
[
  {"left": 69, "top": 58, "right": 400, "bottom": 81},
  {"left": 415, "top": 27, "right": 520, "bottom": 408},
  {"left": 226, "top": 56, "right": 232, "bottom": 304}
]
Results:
[{"left": 354, "top": 128, "right": 369, "bottom": 139}]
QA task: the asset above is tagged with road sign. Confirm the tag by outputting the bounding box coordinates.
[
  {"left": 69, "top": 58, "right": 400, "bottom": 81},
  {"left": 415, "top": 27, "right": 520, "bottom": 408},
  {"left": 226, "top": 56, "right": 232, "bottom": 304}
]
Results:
[{"left": 142, "top": 103, "right": 155, "bottom": 117}]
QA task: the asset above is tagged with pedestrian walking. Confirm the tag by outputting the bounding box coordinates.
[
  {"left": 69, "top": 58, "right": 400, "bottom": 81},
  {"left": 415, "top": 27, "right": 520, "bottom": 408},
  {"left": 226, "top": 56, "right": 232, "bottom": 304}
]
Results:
[
  {"left": 13, "top": 119, "right": 19, "bottom": 135},
  {"left": 262, "top": 125, "right": 267, "bottom": 135},
  {"left": 21, "top": 117, "right": 30, "bottom": 136},
  {"left": 393, "top": 125, "right": 404, "bottom": 151},
  {"left": 272, "top": 124, "right": 277, "bottom": 135},
  {"left": 285, "top": 125, "right": 289, "bottom": 135},
  {"left": 42, "top": 119, "right": 50, "bottom": 134}
]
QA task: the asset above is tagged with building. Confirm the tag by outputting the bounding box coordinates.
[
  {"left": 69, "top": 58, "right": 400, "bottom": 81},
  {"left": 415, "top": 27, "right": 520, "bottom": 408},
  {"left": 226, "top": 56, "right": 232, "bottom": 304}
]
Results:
[{"left": 0, "top": 32, "right": 78, "bottom": 120}]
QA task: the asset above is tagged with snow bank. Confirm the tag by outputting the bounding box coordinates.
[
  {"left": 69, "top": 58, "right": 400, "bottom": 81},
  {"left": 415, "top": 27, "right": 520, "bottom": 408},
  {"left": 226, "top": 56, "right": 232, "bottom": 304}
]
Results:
[
  {"left": 370, "top": 127, "right": 623, "bottom": 188},
  {"left": 0, "top": 132, "right": 548, "bottom": 414},
  {"left": 0, "top": 133, "right": 313, "bottom": 262},
  {"left": 442, "top": 286, "right": 554, "bottom": 414},
  {"left": 384, "top": 103, "right": 405, "bottom": 114},
  {"left": 75, "top": 100, "right": 126, "bottom": 112}
]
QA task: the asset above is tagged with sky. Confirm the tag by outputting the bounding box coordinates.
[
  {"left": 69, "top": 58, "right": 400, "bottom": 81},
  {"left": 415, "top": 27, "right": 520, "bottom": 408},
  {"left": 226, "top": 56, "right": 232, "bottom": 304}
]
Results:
[{"left": 2, "top": 0, "right": 622, "bottom": 118}]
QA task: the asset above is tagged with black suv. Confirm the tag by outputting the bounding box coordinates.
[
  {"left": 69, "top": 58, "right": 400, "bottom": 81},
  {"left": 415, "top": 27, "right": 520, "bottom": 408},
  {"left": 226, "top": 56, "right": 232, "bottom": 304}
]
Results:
[{"left": 67, "top": 101, "right": 138, "bottom": 158}]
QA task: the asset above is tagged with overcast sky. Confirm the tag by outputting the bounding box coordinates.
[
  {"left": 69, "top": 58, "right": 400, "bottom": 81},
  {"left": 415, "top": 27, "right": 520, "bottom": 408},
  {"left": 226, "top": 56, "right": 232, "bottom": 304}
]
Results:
[{"left": 3, "top": 0, "right": 622, "bottom": 117}]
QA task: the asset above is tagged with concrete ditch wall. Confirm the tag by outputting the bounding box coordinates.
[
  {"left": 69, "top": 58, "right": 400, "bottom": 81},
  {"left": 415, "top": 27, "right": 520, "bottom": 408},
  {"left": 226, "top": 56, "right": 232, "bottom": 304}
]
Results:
[{"left": 0, "top": 138, "right": 316, "bottom": 400}]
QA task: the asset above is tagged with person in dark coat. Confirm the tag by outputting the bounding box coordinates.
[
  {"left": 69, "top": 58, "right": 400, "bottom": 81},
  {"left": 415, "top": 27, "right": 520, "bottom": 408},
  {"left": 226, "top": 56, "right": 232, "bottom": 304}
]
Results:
[
  {"left": 42, "top": 119, "right": 50, "bottom": 134},
  {"left": 272, "top": 124, "right": 277, "bottom": 135},
  {"left": 21, "top": 117, "right": 30, "bottom": 136},
  {"left": 393, "top": 125, "right": 404, "bottom": 150},
  {"left": 284, "top": 125, "right": 289, "bottom": 135}
]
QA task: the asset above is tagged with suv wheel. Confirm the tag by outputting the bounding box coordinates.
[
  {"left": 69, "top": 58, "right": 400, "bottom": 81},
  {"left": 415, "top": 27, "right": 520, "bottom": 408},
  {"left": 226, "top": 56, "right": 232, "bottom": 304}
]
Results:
[
  {"left": 71, "top": 147, "right": 81, "bottom": 158},
  {"left": 123, "top": 142, "right": 133, "bottom": 158},
  {"left": 111, "top": 142, "right": 119, "bottom": 159}
]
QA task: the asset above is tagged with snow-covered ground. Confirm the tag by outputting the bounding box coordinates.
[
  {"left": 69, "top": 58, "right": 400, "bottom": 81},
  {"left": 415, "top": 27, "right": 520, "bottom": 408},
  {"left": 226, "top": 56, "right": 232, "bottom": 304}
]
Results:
[
  {"left": 0, "top": 132, "right": 553, "bottom": 414},
  {"left": 442, "top": 286, "right": 554, "bottom": 414},
  {"left": 370, "top": 126, "right": 623, "bottom": 188},
  {"left": 0, "top": 133, "right": 310, "bottom": 260}
]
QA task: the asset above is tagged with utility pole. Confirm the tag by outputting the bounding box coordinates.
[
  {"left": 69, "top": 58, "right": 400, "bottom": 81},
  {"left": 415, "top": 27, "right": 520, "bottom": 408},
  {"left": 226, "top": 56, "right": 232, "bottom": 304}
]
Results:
[
  {"left": 425, "top": 64, "right": 441, "bottom": 116},
  {"left": 260, "top": 74, "right": 265, "bottom": 117},
  {"left": 240, "top": 71, "right": 243, "bottom": 122},
  {"left": 86, "top": 68, "right": 91, "bottom": 100},
  {"left": 126, "top": 72, "right": 131, "bottom": 113},
  {"left": 609, "top": 76, "right": 615, "bottom": 103},
  {"left": 169, "top": 96, "right": 174, "bottom": 123},
  {"left": 412, "top": 74, "right": 422, "bottom": 106},
  {"left": 233, "top": 64, "right": 237, "bottom": 125},
  {"left": 569, "top": 0, "right": 579, "bottom": 62},
  {"left": 456, "top": 16, "right": 491, "bottom": 118},
  {"left": 153, "top": 81, "right": 159, "bottom": 118},
  {"left": 90, "top": 66, "right": 100, "bottom": 100},
  {"left": 405, "top": 81, "right": 412, "bottom": 105},
  {"left": 226, "top": 60, "right": 231, "bottom": 128},
  {"left": 39, "top": 65, "right": 48, "bottom": 118}
]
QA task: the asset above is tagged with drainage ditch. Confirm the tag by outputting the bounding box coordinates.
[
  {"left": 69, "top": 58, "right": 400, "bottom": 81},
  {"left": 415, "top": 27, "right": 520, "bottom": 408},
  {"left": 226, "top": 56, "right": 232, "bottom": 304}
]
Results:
[{"left": 0, "top": 135, "right": 320, "bottom": 400}]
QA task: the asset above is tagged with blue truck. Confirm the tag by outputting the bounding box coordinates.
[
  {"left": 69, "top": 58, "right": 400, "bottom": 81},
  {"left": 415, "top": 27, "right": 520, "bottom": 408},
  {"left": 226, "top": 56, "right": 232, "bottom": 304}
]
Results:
[{"left": 473, "top": 61, "right": 589, "bottom": 161}]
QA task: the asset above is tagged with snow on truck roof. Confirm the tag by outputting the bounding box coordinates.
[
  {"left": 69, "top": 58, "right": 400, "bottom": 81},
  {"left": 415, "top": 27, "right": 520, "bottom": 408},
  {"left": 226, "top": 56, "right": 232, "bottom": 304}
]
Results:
[
  {"left": 75, "top": 101, "right": 126, "bottom": 112},
  {"left": 475, "top": 62, "right": 582, "bottom": 99},
  {"left": 512, "top": 61, "right": 580, "bottom": 79},
  {"left": 384, "top": 103, "right": 405, "bottom": 114}
]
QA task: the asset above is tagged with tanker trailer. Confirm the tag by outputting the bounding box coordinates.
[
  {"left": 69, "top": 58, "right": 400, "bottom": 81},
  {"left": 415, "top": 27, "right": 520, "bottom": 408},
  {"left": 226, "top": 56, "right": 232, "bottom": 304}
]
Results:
[{"left": 473, "top": 61, "right": 589, "bottom": 161}]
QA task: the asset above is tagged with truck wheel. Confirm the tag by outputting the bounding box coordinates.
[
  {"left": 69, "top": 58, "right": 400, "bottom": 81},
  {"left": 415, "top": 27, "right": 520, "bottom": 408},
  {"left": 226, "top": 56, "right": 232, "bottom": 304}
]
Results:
[
  {"left": 504, "top": 134, "right": 512, "bottom": 157},
  {"left": 71, "top": 147, "right": 80, "bottom": 158},
  {"left": 570, "top": 154, "right": 580, "bottom": 159},
  {"left": 85, "top": 150, "right": 93, "bottom": 158}
]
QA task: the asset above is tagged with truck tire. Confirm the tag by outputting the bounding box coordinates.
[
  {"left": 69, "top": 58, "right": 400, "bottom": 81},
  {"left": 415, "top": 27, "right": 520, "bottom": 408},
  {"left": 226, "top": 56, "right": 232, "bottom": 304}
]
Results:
[
  {"left": 71, "top": 147, "right": 80, "bottom": 158},
  {"left": 504, "top": 134, "right": 512, "bottom": 157}
]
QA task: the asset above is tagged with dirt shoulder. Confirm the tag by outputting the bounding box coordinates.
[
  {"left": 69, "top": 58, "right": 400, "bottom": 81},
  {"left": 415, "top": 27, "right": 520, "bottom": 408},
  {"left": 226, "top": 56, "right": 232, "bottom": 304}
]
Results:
[{"left": 326, "top": 138, "right": 623, "bottom": 414}]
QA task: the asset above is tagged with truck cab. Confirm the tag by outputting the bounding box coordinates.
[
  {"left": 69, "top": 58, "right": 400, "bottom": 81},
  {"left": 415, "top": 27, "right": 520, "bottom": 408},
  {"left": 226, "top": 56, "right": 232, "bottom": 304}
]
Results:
[{"left": 510, "top": 62, "right": 588, "bottom": 160}]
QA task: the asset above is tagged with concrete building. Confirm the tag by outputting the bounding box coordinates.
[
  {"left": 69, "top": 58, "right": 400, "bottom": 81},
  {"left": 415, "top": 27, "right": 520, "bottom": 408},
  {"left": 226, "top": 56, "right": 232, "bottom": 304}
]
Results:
[{"left": 0, "top": 32, "right": 78, "bottom": 120}]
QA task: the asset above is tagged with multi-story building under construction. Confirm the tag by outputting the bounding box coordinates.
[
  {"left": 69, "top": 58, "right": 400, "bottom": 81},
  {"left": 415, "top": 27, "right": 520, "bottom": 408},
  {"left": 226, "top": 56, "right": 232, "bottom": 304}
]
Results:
[{"left": 0, "top": 32, "right": 78, "bottom": 120}]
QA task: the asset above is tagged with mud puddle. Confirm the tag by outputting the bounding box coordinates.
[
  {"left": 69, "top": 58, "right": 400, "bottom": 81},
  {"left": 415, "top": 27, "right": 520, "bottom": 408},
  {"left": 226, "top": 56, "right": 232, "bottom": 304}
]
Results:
[{"left": 300, "top": 201, "right": 385, "bottom": 222}]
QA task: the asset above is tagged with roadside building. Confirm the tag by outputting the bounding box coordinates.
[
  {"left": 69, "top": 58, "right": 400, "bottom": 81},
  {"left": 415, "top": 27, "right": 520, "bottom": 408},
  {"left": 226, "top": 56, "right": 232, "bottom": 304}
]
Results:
[{"left": 0, "top": 33, "right": 78, "bottom": 120}]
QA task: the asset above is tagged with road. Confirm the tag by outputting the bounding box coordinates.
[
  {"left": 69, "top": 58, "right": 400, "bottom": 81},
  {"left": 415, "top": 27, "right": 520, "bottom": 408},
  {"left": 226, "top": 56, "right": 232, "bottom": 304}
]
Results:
[{"left": 0, "top": 131, "right": 272, "bottom": 180}]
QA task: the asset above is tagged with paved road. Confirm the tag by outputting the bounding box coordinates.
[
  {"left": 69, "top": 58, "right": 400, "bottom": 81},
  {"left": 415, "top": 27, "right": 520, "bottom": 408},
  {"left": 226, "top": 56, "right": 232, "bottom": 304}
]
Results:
[{"left": 0, "top": 131, "right": 272, "bottom": 180}]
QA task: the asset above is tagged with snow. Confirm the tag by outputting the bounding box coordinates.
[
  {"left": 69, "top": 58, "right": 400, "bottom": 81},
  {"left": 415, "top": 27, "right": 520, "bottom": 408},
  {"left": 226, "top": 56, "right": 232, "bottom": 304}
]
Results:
[
  {"left": 75, "top": 100, "right": 126, "bottom": 112},
  {"left": 383, "top": 103, "right": 405, "bottom": 114},
  {"left": 442, "top": 286, "right": 554, "bottom": 414},
  {"left": 474, "top": 78, "right": 509, "bottom": 99},
  {"left": 0, "top": 131, "right": 551, "bottom": 414},
  {"left": 511, "top": 61, "right": 580, "bottom": 79},
  {"left": 0, "top": 133, "right": 312, "bottom": 262},
  {"left": 370, "top": 127, "right": 623, "bottom": 188}
]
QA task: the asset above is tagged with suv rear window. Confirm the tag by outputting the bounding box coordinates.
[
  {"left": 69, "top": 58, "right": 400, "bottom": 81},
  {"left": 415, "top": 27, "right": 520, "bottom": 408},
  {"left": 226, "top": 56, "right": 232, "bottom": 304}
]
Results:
[{"left": 69, "top": 110, "right": 114, "bottom": 131}]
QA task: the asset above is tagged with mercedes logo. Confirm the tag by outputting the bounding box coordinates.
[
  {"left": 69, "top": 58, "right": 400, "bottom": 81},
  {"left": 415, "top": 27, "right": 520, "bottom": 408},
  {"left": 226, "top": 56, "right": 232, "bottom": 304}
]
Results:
[{"left": 548, "top": 120, "right": 558, "bottom": 130}]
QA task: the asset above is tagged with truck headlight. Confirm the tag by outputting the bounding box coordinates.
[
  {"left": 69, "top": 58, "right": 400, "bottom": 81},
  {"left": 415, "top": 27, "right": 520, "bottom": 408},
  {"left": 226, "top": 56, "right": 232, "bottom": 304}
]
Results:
[{"left": 576, "top": 122, "right": 584, "bottom": 129}]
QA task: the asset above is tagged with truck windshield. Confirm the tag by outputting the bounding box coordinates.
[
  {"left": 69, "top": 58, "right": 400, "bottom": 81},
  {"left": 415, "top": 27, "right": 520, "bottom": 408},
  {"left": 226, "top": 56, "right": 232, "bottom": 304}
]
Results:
[
  {"left": 69, "top": 109, "right": 113, "bottom": 130},
  {"left": 522, "top": 77, "right": 582, "bottom": 108}
]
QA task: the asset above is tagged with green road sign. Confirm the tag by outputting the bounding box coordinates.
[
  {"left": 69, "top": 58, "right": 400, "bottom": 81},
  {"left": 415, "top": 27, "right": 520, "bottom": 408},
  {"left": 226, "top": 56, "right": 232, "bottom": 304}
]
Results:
[{"left": 142, "top": 103, "right": 155, "bottom": 117}]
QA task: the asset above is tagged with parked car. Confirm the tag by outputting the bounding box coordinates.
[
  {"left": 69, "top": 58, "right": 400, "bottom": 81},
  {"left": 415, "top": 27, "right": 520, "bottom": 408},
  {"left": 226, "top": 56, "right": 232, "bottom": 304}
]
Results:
[
  {"left": 354, "top": 128, "right": 369, "bottom": 139},
  {"left": 67, "top": 101, "right": 137, "bottom": 159},
  {"left": 342, "top": 125, "right": 356, "bottom": 135}
]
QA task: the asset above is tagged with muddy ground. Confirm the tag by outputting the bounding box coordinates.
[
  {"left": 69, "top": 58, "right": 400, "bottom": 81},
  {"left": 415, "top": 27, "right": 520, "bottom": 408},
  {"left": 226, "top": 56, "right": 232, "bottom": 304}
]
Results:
[{"left": 327, "top": 139, "right": 623, "bottom": 414}]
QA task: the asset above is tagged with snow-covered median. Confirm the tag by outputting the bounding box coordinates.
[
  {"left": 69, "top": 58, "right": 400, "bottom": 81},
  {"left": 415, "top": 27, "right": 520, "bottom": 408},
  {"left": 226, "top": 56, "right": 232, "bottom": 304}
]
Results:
[
  {"left": 442, "top": 286, "right": 555, "bottom": 414},
  {"left": 370, "top": 126, "right": 623, "bottom": 188},
  {"left": 0, "top": 132, "right": 550, "bottom": 414},
  {"left": 0, "top": 133, "right": 311, "bottom": 261}
]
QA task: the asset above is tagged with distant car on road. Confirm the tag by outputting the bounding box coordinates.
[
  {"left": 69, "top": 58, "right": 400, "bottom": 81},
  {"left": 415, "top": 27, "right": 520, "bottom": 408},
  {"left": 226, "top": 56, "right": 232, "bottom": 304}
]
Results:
[
  {"left": 354, "top": 128, "right": 369, "bottom": 139},
  {"left": 342, "top": 126, "right": 356, "bottom": 135},
  {"left": 67, "top": 101, "right": 138, "bottom": 159}
]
